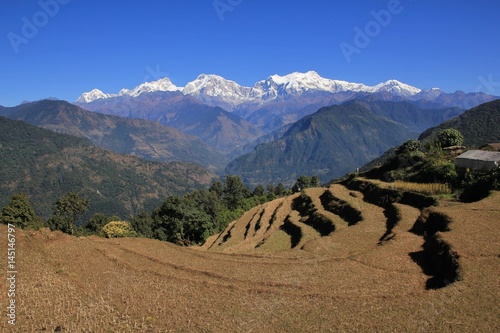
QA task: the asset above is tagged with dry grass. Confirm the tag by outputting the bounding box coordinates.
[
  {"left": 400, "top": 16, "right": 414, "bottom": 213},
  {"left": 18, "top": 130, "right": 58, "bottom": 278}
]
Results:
[
  {"left": 386, "top": 181, "right": 452, "bottom": 195},
  {"left": 0, "top": 186, "right": 498, "bottom": 332}
]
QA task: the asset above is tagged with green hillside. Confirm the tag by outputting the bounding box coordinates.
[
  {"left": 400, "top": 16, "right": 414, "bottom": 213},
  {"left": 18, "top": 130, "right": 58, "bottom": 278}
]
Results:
[
  {"left": 1, "top": 100, "right": 226, "bottom": 171},
  {"left": 0, "top": 117, "right": 216, "bottom": 219},
  {"left": 226, "top": 101, "right": 413, "bottom": 186},
  {"left": 419, "top": 99, "right": 500, "bottom": 146}
]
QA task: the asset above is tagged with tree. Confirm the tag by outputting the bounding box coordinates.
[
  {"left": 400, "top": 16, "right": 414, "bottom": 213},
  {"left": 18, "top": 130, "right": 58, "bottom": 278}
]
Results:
[
  {"left": 48, "top": 192, "right": 89, "bottom": 235},
  {"left": 85, "top": 213, "right": 109, "bottom": 233},
  {"left": 152, "top": 196, "right": 213, "bottom": 245},
  {"left": 437, "top": 129, "right": 464, "bottom": 147},
  {"left": 311, "top": 176, "right": 321, "bottom": 187},
  {"left": 397, "top": 139, "right": 423, "bottom": 154},
  {"left": 274, "top": 183, "right": 287, "bottom": 196},
  {"left": 253, "top": 185, "right": 265, "bottom": 197},
  {"left": 209, "top": 181, "right": 224, "bottom": 198},
  {"left": 292, "top": 175, "right": 320, "bottom": 192},
  {"left": 0, "top": 193, "right": 38, "bottom": 228},
  {"left": 223, "top": 175, "right": 250, "bottom": 210},
  {"left": 130, "top": 210, "right": 154, "bottom": 238}
]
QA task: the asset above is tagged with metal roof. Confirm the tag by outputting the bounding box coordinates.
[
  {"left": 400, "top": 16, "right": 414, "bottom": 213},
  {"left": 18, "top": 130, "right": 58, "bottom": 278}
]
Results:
[{"left": 455, "top": 150, "right": 500, "bottom": 162}]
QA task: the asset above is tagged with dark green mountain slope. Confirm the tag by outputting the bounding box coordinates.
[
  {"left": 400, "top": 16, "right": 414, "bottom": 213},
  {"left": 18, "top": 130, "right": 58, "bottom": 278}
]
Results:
[
  {"left": 419, "top": 99, "right": 500, "bottom": 146},
  {"left": 226, "top": 101, "right": 413, "bottom": 186},
  {"left": 364, "top": 101, "right": 463, "bottom": 133},
  {"left": 1, "top": 100, "right": 225, "bottom": 171},
  {"left": 0, "top": 117, "right": 216, "bottom": 219}
]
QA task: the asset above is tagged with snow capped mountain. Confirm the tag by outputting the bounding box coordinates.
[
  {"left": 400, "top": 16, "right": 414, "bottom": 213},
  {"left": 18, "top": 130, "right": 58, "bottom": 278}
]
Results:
[
  {"left": 76, "top": 78, "right": 181, "bottom": 103},
  {"left": 251, "top": 71, "right": 373, "bottom": 100},
  {"left": 76, "top": 71, "right": 424, "bottom": 105},
  {"left": 183, "top": 74, "right": 251, "bottom": 107},
  {"left": 118, "top": 78, "right": 180, "bottom": 97},
  {"left": 76, "top": 89, "right": 112, "bottom": 103},
  {"left": 371, "top": 79, "right": 422, "bottom": 96}
]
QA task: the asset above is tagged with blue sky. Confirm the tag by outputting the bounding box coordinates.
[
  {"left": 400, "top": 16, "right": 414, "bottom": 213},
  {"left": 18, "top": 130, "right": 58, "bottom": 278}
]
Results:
[{"left": 1, "top": 0, "right": 499, "bottom": 106}]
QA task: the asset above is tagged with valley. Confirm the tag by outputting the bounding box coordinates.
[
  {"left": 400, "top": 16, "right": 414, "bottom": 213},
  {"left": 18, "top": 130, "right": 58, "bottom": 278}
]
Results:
[{"left": 3, "top": 1, "right": 499, "bottom": 331}]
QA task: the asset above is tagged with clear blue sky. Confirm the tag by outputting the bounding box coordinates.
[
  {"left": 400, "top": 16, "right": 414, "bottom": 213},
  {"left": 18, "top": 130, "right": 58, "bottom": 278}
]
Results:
[{"left": 1, "top": 0, "right": 499, "bottom": 106}]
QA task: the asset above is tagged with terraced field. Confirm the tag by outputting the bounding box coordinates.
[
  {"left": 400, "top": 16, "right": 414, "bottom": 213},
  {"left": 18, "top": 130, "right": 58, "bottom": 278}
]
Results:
[{"left": 1, "top": 178, "right": 499, "bottom": 332}]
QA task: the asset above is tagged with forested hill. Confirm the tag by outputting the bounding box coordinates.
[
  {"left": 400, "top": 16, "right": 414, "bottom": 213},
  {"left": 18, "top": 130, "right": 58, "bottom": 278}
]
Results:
[
  {"left": 419, "top": 99, "right": 500, "bottom": 146},
  {"left": 0, "top": 99, "right": 226, "bottom": 171},
  {"left": 0, "top": 116, "right": 216, "bottom": 219},
  {"left": 226, "top": 101, "right": 413, "bottom": 186}
]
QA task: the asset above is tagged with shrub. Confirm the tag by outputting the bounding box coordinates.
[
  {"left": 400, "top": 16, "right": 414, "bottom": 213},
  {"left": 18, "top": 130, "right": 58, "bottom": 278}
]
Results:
[
  {"left": 101, "top": 221, "right": 137, "bottom": 238},
  {"left": 397, "top": 139, "right": 423, "bottom": 154},
  {"left": 437, "top": 129, "right": 464, "bottom": 148}
]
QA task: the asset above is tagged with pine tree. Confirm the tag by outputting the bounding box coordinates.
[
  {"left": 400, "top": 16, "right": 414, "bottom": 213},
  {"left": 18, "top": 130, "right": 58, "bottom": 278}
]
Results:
[{"left": 0, "top": 193, "right": 36, "bottom": 228}]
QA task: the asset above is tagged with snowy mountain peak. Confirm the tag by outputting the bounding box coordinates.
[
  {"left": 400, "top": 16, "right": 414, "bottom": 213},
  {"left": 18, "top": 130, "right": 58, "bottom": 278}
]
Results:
[
  {"left": 183, "top": 74, "right": 251, "bottom": 107},
  {"left": 75, "top": 89, "right": 111, "bottom": 103},
  {"left": 76, "top": 78, "right": 181, "bottom": 103},
  {"left": 120, "top": 77, "right": 180, "bottom": 97},
  {"left": 373, "top": 79, "right": 421, "bottom": 96},
  {"left": 76, "top": 71, "right": 424, "bottom": 105}
]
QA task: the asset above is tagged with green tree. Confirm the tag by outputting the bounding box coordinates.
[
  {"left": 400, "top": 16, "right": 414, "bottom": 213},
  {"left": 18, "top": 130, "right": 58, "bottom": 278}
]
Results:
[
  {"left": 397, "top": 139, "right": 423, "bottom": 154},
  {"left": 274, "top": 183, "right": 287, "bottom": 196},
  {"left": 209, "top": 181, "right": 224, "bottom": 198},
  {"left": 311, "top": 175, "right": 320, "bottom": 187},
  {"left": 253, "top": 185, "right": 265, "bottom": 197},
  {"left": 0, "top": 193, "right": 38, "bottom": 228},
  {"left": 130, "top": 210, "right": 154, "bottom": 238},
  {"left": 48, "top": 192, "right": 89, "bottom": 235},
  {"left": 223, "top": 175, "right": 251, "bottom": 210},
  {"left": 85, "top": 213, "right": 109, "bottom": 233},
  {"left": 437, "top": 129, "right": 464, "bottom": 147},
  {"left": 152, "top": 196, "right": 213, "bottom": 245},
  {"left": 292, "top": 175, "right": 320, "bottom": 192}
]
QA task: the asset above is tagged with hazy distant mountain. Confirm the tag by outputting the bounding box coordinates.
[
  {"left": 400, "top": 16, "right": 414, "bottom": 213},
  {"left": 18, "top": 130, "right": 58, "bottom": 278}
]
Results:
[
  {"left": 0, "top": 100, "right": 226, "bottom": 171},
  {"left": 226, "top": 101, "right": 415, "bottom": 186},
  {"left": 419, "top": 99, "right": 500, "bottom": 146},
  {"left": 0, "top": 116, "right": 216, "bottom": 219},
  {"left": 76, "top": 91, "right": 264, "bottom": 154},
  {"left": 76, "top": 71, "right": 497, "bottom": 134}
]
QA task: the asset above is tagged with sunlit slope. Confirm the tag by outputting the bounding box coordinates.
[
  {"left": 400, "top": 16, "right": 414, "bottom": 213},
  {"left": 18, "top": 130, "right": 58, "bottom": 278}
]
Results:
[{"left": 1, "top": 180, "right": 498, "bottom": 332}]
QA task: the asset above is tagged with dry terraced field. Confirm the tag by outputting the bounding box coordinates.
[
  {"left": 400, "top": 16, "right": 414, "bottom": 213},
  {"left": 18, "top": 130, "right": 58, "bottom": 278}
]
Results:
[{"left": 0, "top": 179, "right": 499, "bottom": 332}]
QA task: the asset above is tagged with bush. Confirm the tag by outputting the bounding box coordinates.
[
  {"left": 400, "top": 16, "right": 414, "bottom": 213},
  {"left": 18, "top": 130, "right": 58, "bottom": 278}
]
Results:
[
  {"left": 101, "top": 221, "right": 137, "bottom": 238},
  {"left": 397, "top": 140, "right": 423, "bottom": 154},
  {"left": 437, "top": 129, "right": 464, "bottom": 148}
]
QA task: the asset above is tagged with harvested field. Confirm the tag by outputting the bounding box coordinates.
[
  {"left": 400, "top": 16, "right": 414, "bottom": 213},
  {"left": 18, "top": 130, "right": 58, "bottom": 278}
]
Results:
[{"left": 0, "top": 182, "right": 499, "bottom": 332}]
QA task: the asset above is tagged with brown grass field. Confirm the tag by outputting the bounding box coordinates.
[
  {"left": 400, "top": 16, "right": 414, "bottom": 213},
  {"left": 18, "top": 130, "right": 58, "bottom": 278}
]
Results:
[{"left": 0, "top": 180, "right": 499, "bottom": 332}]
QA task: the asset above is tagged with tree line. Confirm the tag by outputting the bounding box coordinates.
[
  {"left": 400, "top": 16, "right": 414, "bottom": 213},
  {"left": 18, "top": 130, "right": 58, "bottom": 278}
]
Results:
[{"left": 0, "top": 175, "right": 321, "bottom": 245}]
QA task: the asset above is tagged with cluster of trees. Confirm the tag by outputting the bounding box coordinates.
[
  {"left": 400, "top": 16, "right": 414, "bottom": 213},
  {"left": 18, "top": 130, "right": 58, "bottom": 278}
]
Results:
[
  {"left": 0, "top": 175, "right": 321, "bottom": 246},
  {"left": 368, "top": 128, "right": 499, "bottom": 201}
]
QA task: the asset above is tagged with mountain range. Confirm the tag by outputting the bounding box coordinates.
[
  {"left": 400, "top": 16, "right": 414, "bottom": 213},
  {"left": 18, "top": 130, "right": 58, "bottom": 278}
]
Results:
[
  {"left": 4, "top": 71, "right": 497, "bottom": 189},
  {"left": 76, "top": 71, "right": 497, "bottom": 135}
]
